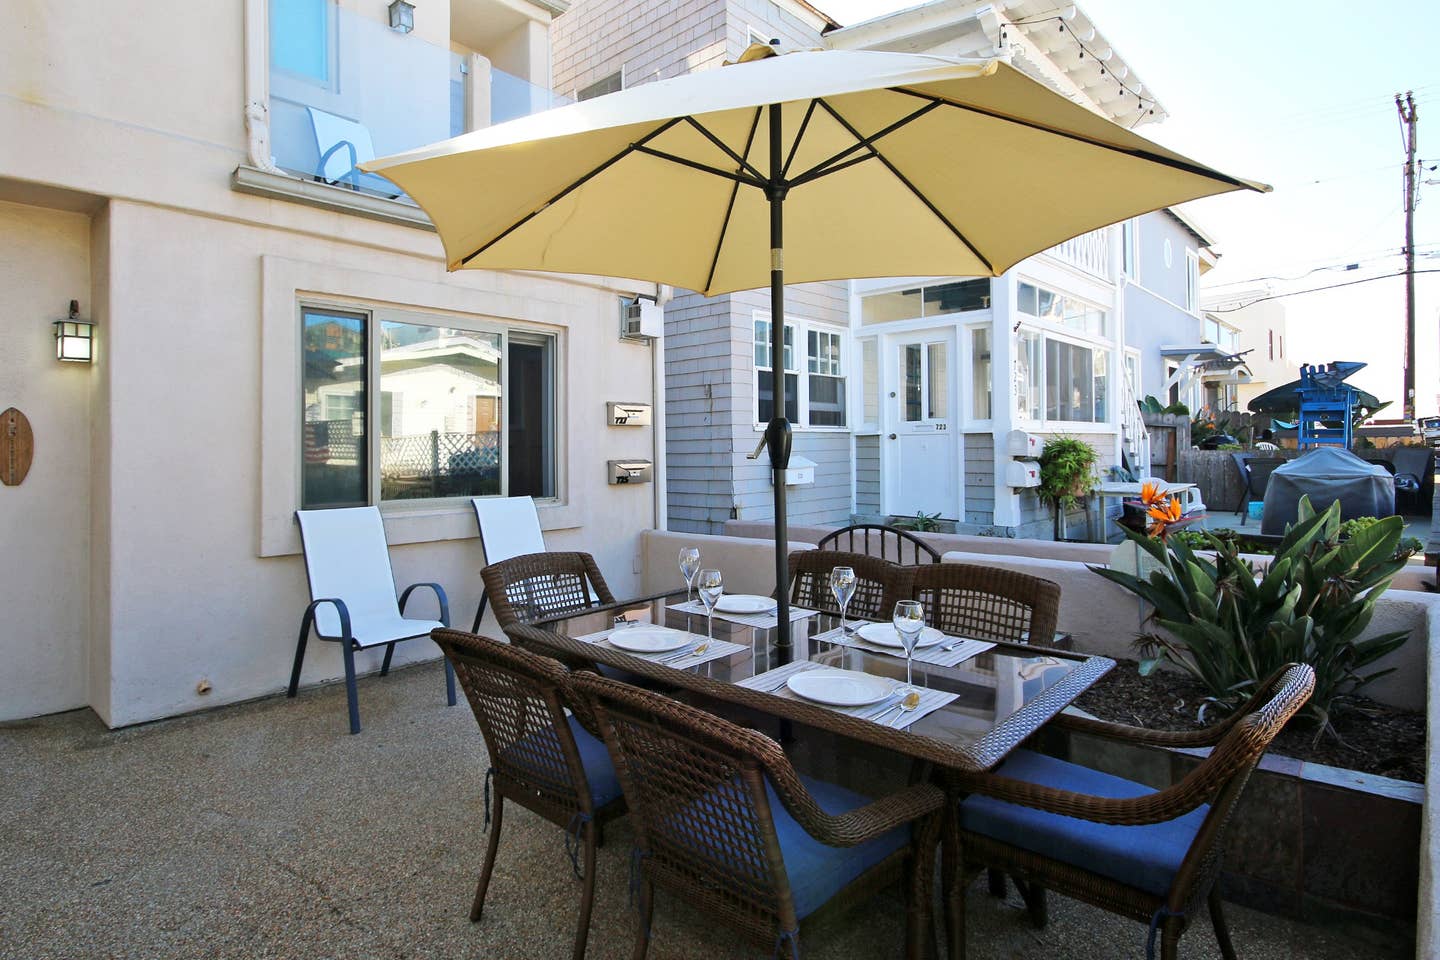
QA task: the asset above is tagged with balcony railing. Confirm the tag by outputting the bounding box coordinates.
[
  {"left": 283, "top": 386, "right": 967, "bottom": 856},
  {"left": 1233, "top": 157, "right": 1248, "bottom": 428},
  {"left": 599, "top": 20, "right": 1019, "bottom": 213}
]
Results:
[
  {"left": 267, "top": 6, "right": 567, "bottom": 199},
  {"left": 1044, "top": 229, "right": 1111, "bottom": 280}
]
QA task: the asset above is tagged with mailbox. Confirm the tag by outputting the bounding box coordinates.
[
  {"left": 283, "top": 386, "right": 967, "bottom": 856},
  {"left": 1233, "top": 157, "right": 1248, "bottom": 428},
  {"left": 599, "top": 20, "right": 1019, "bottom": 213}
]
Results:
[
  {"left": 1007, "top": 429, "right": 1040, "bottom": 458},
  {"left": 1004, "top": 459, "right": 1042, "bottom": 488},
  {"left": 608, "top": 459, "right": 653, "bottom": 485},
  {"left": 606, "top": 401, "right": 652, "bottom": 426},
  {"left": 769, "top": 454, "right": 816, "bottom": 487}
]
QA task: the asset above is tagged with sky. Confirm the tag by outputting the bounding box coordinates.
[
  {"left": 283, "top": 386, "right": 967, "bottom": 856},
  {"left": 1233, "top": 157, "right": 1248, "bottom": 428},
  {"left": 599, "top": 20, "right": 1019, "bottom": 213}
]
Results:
[{"left": 818, "top": 0, "right": 1440, "bottom": 417}]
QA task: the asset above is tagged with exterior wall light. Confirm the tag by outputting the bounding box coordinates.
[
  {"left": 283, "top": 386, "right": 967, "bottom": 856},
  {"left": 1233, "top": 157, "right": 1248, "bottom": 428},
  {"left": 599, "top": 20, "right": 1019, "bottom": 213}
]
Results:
[
  {"left": 387, "top": 0, "right": 415, "bottom": 33},
  {"left": 54, "top": 300, "right": 95, "bottom": 363}
]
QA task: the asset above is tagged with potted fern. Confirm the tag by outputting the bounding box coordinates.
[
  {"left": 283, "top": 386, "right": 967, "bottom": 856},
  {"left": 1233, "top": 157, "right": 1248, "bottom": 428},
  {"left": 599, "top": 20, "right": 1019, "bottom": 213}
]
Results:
[{"left": 1037, "top": 436, "right": 1099, "bottom": 511}]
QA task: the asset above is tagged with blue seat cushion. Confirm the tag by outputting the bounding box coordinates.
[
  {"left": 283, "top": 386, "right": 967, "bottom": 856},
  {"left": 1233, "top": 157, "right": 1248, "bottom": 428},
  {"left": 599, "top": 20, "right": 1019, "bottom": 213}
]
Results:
[
  {"left": 770, "top": 775, "right": 911, "bottom": 919},
  {"left": 500, "top": 715, "right": 621, "bottom": 809},
  {"left": 959, "top": 749, "right": 1209, "bottom": 898}
]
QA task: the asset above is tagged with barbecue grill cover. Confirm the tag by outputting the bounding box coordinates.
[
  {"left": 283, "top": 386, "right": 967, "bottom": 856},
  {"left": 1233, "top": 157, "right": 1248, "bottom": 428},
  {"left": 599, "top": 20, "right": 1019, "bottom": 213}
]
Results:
[{"left": 1260, "top": 447, "right": 1395, "bottom": 535}]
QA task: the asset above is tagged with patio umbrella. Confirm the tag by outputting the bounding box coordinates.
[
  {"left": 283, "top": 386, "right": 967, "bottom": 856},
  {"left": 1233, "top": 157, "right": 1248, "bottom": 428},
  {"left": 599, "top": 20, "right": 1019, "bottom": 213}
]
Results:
[{"left": 364, "top": 45, "right": 1267, "bottom": 661}]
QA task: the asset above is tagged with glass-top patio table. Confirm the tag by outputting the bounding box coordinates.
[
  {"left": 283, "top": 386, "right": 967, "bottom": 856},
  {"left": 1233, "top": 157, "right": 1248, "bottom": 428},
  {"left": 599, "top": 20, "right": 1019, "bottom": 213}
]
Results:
[{"left": 522, "top": 587, "right": 1113, "bottom": 775}]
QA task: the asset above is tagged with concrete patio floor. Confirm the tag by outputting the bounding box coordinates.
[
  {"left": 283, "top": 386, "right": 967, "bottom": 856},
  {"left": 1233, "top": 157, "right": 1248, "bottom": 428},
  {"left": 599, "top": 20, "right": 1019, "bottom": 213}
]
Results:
[{"left": 1, "top": 662, "right": 1409, "bottom": 960}]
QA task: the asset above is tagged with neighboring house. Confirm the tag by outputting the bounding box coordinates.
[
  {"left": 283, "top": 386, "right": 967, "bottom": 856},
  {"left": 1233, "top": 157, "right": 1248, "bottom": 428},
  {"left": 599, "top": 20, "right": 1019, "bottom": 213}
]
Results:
[
  {"left": 0, "top": 0, "right": 667, "bottom": 727},
  {"left": 1201, "top": 283, "right": 1299, "bottom": 411},
  {"left": 553, "top": 0, "right": 853, "bottom": 535},
  {"left": 834, "top": 2, "right": 1223, "bottom": 538},
  {"left": 553, "top": 0, "right": 1235, "bottom": 539}
]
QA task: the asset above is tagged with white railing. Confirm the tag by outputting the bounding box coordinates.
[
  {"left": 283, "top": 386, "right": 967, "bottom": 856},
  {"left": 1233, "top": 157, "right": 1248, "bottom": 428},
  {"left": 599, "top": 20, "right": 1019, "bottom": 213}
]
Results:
[
  {"left": 1045, "top": 229, "right": 1111, "bottom": 280},
  {"left": 1119, "top": 372, "right": 1151, "bottom": 476}
]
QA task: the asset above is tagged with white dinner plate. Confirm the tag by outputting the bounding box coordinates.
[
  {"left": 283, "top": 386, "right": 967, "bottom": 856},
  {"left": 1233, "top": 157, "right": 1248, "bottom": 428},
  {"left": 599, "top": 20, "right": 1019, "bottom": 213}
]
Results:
[
  {"left": 787, "top": 668, "right": 894, "bottom": 708},
  {"left": 608, "top": 625, "right": 692, "bottom": 654},
  {"left": 855, "top": 623, "right": 945, "bottom": 649},
  {"left": 714, "top": 594, "right": 774, "bottom": 615}
]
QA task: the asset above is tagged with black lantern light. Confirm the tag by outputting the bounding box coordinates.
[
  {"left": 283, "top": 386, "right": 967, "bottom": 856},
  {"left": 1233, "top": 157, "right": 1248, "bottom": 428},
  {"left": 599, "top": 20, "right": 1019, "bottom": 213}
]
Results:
[{"left": 54, "top": 300, "right": 95, "bottom": 363}]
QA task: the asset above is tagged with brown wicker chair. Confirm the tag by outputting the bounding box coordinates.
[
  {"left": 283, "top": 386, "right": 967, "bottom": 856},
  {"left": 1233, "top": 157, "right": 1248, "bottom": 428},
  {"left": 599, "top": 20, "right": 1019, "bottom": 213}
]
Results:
[
  {"left": 948, "top": 663, "right": 1315, "bottom": 960},
  {"left": 569, "top": 669, "right": 945, "bottom": 959},
  {"left": 432, "top": 628, "right": 627, "bottom": 960},
  {"left": 816, "top": 523, "right": 942, "bottom": 565},
  {"left": 910, "top": 563, "right": 1061, "bottom": 646},
  {"left": 788, "top": 549, "right": 913, "bottom": 623},
  {"left": 478, "top": 551, "right": 616, "bottom": 631}
]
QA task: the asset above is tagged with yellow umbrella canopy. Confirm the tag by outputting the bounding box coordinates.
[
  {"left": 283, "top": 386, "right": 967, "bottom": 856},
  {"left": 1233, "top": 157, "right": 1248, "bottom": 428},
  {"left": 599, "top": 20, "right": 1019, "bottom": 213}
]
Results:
[
  {"left": 365, "top": 45, "right": 1266, "bottom": 659},
  {"left": 365, "top": 47, "right": 1266, "bottom": 296}
]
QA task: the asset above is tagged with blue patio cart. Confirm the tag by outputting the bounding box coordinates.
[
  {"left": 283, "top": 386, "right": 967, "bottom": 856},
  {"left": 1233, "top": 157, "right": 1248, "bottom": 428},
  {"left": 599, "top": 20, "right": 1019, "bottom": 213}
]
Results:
[{"left": 1295, "top": 361, "right": 1365, "bottom": 450}]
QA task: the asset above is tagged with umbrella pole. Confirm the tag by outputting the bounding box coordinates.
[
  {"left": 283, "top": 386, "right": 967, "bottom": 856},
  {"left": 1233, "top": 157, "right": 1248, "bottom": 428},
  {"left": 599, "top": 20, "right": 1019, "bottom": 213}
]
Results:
[{"left": 767, "top": 102, "right": 794, "bottom": 665}]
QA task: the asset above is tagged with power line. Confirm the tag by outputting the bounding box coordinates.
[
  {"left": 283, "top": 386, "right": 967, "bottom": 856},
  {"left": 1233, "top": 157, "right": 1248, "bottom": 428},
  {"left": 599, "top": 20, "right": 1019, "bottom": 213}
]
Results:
[{"left": 1205, "top": 269, "right": 1440, "bottom": 314}]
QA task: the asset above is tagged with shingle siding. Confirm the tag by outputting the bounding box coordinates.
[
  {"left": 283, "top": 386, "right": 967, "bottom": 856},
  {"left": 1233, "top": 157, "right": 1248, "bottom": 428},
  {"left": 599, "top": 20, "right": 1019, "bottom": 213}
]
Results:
[{"left": 855, "top": 434, "right": 880, "bottom": 515}]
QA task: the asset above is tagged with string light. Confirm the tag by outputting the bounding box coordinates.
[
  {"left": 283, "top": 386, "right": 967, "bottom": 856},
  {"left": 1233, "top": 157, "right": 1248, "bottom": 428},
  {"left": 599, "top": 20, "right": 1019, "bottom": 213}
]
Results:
[{"left": 1005, "top": 13, "right": 1157, "bottom": 121}]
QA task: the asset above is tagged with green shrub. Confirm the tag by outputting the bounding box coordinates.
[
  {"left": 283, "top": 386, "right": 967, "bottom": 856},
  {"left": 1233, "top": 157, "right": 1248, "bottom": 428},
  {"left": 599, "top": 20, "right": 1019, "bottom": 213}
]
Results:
[
  {"left": 1038, "top": 436, "right": 1099, "bottom": 510},
  {"left": 892, "top": 510, "right": 942, "bottom": 532},
  {"left": 1341, "top": 517, "right": 1425, "bottom": 560},
  {"left": 1091, "top": 497, "right": 1409, "bottom": 739}
]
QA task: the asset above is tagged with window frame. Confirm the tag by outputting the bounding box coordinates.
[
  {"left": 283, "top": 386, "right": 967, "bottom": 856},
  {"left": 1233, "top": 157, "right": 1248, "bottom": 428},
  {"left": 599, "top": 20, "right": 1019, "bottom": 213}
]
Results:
[
  {"left": 1121, "top": 217, "right": 1139, "bottom": 280},
  {"left": 300, "top": 298, "right": 561, "bottom": 511},
  {"left": 752, "top": 311, "right": 848, "bottom": 431},
  {"left": 1185, "top": 250, "right": 1200, "bottom": 315}
]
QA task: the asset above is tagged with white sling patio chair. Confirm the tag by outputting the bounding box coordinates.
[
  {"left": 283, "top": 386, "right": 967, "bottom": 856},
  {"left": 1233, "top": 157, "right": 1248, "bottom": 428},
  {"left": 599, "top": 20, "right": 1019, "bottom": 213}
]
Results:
[
  {"left": 470, "top": 496, "right": 547, "bottom": 631},
  {"left": 291, "top": 506, "right": 456, "bottom": 734}
]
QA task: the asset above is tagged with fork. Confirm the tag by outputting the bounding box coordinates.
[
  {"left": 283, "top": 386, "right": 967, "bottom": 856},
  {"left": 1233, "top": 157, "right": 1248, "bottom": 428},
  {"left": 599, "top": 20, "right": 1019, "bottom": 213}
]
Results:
[{"left": 658, "top": 642, "right": 709, "bottom": 664}]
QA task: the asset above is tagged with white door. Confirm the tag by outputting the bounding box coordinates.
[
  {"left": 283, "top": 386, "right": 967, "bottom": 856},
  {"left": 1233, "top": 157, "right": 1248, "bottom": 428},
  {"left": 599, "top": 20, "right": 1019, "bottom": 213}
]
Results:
[{"left": 885, "top": 332, "right": 958, "bottom": 519}]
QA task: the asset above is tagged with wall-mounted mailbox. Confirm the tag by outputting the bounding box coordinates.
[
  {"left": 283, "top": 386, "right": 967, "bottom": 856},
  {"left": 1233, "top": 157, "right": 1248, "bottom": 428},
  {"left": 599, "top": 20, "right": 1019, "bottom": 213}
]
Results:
[
  {"left": 1007, "top": 429, "right": 1040, "bottom": 458},
  {"left": 608, "top": 459, "right": 653, "bottom": 485},
  {"left": 1004, "top": 459, "right": 1042, "bottom": 488},
  {"left": 606, "top": 401, "right": 652, "bottom": 427},
  {"left": 769, "top": 454, "right": 816, "bottom": 487}
]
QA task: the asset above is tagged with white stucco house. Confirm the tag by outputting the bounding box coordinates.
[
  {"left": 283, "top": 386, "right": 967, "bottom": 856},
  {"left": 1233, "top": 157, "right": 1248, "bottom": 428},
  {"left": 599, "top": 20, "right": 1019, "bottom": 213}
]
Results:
[{"left": 0, "top": 0, "right": 670, "bottom": 728}]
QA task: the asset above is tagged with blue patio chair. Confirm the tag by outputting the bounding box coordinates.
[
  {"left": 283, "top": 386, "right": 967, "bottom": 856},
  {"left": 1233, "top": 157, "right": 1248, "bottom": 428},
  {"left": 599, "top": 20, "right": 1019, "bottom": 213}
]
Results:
[
  {"left": 948, "top": 663, "right": 1315, "bottom": 960},
  {"left": 569, "top": 670, "right": 944, "bottom": 960}
]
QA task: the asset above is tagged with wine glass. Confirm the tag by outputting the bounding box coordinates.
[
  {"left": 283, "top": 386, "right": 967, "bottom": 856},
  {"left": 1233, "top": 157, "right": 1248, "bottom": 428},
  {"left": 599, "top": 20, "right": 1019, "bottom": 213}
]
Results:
[
  {"left": 829, "top": 566, "right": 857, "bottom": 635},
  {"left": 892, "top": 600, "right": 926, "bottom": 689},
  {"left": 678, "top": 547, "right": 701, "bottom": 603},
  {"left": 697, "top": 569, "right": 724, "bottom": 641}
]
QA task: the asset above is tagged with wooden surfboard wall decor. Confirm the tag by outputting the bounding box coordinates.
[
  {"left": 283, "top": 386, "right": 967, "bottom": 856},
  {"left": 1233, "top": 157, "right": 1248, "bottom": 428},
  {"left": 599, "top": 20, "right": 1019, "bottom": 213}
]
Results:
[{"left": 2, "top": 407, "right": 34, "bottom": 486}]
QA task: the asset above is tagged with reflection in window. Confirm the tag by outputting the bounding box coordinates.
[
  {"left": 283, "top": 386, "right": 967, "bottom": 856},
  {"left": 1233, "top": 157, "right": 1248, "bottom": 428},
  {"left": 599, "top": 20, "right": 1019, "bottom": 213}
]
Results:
[
  {"left": 861, "top": 278, "right": 989, "bottom": 324},
  {"left": 860, "top": 338, "right": 879, "bottom": 426},
  {"left": 927, "top": 342, "right": 948, "bottom": 419},
  {"left": 755, "top": 318, "right": 797, "bottom": 423},
  {"left": 903, "top": 344, "right": 922, "bottom": 422},
  {"left": 302, "top": 308, "right": 367, "bottom": 507},
  {"left": 1017, "top": 282, "right": 1106, "bottom": 336},
  {"left": 971, "top": 327, "right": 991, "bottom": 419},
  {"left": 1045, "top": 339, "right": 1105, "bottom": 423},
  {"left": 271, "top": 0, "right": 330, "bottom": 83},
  {"left": 807, "top": 330, "right": 846, "bottom": 427},
  {"left": 378, "top": 321, "right": 504, "bottom": 501},
  {"left": 1015, "top": 329, "right": 1042, "bottom": 421}
]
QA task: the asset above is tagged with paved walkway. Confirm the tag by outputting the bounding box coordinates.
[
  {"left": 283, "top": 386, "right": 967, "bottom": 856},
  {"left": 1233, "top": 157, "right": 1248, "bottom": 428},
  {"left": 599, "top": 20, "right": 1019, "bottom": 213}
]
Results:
[{"left": 1, "top": 663, "right": 1409, "bottom": 959}]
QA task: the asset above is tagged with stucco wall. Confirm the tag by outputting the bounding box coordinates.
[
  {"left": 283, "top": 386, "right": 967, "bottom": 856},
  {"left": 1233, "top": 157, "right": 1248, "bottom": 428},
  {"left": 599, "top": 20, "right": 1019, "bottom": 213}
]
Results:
[
  {"left": 86, "top": 200, "right": 658, "bottom": 727},
  {"left": 1123, "top": 212, "right": 1203, "bottom": 401},
  {"left": 0, "top": 200, "right": 93, "bottom": 722}
]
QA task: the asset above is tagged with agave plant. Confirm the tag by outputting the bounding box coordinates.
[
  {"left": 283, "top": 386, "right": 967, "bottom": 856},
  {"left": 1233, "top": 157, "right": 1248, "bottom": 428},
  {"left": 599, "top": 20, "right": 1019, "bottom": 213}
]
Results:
[{"left": 1092, "top": 496, "right": 1410, "bottom": 740}]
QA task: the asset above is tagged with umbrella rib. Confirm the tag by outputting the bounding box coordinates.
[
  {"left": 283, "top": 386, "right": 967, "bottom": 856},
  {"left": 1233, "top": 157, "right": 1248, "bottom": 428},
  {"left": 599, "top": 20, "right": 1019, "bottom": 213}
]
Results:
[
  {"left": 459, "top": 117, "right": 687, "bottom": 267},
  {"left": 682, "top": 116, "right": 766, "bottom": 183},
  {"left": 631, "top": 144, "right": 767, "bottom": 189},
  {"left": 812, "top": 98, "right": 995, "bottom": 274},
  {"left": 704, "top": 108, "right": 764, "bottom": 297},
  {"left": 787, "top": 100, "right": 941, "bottom": 187},
  {"left": 890, "top": 87, "right": 1252, "bottom": 189},
  {"left": 780, "top": 100, "right": 818, "bottom": 179}
]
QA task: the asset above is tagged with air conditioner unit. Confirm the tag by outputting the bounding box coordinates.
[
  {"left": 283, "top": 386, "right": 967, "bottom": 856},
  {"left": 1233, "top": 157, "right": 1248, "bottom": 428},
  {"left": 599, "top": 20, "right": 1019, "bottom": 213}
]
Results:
[{"left": 620, "top": 296, "right": 663, "bottom": 341}]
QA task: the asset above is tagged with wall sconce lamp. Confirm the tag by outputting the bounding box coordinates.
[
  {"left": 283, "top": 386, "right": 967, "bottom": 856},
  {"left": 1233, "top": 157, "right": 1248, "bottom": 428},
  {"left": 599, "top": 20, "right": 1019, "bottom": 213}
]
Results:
[
  {"left": 387, "top": 0, "right": 415, "bottom": 33},
  {"left": 54, "top": 300, "right": 95, "bottom": 363}
]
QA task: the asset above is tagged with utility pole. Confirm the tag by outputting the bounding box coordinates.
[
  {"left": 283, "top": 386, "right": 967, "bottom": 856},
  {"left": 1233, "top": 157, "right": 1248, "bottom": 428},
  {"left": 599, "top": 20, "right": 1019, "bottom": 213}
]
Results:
[{"left": 1396, "top": 90, "right": 1419, "bottom": 422}]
